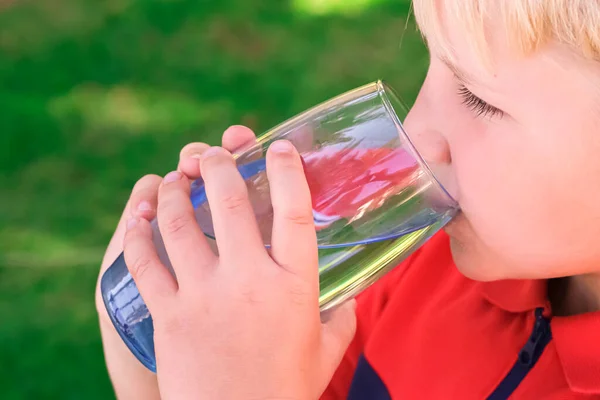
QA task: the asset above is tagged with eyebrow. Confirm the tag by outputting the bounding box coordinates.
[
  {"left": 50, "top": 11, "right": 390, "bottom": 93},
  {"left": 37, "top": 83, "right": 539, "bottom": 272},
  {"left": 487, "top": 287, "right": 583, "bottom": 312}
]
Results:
[{"left": 440, "top": 55, "right": 484, "bottom": 87}]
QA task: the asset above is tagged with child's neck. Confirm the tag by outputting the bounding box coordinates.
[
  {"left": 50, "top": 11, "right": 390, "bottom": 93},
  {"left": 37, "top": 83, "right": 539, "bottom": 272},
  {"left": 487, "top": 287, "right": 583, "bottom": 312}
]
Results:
[{"left": 549, "top": 273, "right": 600, "bottom": 316}]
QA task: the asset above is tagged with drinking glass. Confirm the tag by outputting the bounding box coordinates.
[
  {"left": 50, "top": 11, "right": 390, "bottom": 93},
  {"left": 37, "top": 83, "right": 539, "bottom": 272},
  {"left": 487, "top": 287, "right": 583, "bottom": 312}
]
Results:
[{"left": 101, "top": 80, "right": 459, "bottom": 371}]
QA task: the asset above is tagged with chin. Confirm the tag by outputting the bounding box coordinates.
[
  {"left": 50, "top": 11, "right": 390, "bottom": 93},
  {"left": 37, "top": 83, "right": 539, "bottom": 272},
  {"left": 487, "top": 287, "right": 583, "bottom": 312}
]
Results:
[
  {"left": 446, "top": 230, "right": 503, "bottom": 283},
  {"left": 450, "top": 251, "right": 501, "bottom": 282},
  {"left": 443, "top": 212, "right": 497, "bottom": 282}
]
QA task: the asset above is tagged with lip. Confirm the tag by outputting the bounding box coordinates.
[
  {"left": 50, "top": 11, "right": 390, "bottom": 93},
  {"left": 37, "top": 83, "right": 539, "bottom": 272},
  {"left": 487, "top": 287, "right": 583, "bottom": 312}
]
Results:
[{"left": 443, "top": 211, "right": 466, "bottom": 237}]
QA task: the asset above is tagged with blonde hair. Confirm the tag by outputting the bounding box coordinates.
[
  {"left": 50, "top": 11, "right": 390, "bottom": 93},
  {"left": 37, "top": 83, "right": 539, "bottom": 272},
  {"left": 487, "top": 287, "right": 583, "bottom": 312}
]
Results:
[{"left": 413, "top": 0, "right": 600, "bottom": 63}]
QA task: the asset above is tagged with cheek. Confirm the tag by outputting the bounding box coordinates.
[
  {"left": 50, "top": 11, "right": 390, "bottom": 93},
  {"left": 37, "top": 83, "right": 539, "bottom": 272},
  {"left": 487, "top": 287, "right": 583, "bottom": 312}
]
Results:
[
  {"left": 452, "top": 125, "right": 600, "bottom": 277},
  {"left": 456, "top": 143, "right": 548, "bottom": 251}
]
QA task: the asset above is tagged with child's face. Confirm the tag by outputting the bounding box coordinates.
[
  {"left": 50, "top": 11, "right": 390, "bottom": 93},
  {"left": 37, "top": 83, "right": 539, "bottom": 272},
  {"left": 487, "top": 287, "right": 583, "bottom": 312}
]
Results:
[{"left": 405, "top": 15, "right": 600, "bottom": 281}]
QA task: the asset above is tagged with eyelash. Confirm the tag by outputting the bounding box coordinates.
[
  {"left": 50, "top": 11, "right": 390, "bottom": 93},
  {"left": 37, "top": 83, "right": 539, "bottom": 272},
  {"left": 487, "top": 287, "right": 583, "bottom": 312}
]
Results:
[{"left": 457, "top": 85, "right": 504, "bottom": 119}]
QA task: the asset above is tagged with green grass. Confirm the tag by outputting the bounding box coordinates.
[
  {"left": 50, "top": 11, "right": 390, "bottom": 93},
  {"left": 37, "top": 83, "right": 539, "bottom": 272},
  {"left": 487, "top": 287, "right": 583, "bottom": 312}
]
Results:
[{"left": 0, "top": 0, "right": 429, "bottom": 398}]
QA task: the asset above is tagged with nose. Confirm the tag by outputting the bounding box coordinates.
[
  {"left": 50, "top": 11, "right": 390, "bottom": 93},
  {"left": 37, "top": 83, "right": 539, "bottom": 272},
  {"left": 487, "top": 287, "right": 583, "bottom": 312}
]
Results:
[
  {"left": 402, "top": 87, "right": 459, "bottom": 201},
  {"left": 403, "top": 83, "right": 451, "bottom": 165}
]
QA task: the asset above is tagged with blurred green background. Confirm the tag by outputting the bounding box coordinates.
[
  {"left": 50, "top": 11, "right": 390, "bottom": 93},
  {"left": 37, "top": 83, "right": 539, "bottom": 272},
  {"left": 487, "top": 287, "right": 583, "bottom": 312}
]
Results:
[{"left": 0, "top": 0, "right": 428, "bottom": 398}]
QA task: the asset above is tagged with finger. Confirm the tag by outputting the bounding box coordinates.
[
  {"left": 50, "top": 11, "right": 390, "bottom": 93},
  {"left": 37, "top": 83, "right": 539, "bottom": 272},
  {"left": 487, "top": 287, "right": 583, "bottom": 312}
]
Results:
[
  {"left": 267, "top": 140, "right": 318, "bottom": 280},
  {"left": 101, "top": 174, "right": 162, "bottom": 273},
  {"left": 224, "top": 125, "right": 263, "bottom": 169},
  {"left": 123, "top": 217, "right": 177, "bottom": 311},
  {"left": 200, "top": 147, "right": 267, "bottom": 265},
  {"left": 222, "top": 125, "right": 257, "bottom": 153},
  {"left": 285, "top": 125, "right": 315, "bottom": 154},
  {"left": 128, "top": 174, "right": 163, "bottom": 220},
  {"left": 178, "top": 143, "right": 210, "bottom": 179},
  {"left": 177, "top": 126, "right": 257, "bottom": 179},
  {"left": 157, "top": 171, "right": 217, "bottom": 283},
  {"left": 319, "top": 300, "right": 357, "bottom": 375}
]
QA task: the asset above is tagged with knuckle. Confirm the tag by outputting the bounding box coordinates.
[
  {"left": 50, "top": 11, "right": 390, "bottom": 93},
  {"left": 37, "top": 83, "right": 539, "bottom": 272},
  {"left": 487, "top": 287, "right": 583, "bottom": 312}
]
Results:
[
  {"left": 129, "top": 255, "right": 153, "bottom": 281},
  {"left": 220, "top": 191, "right": 249, "bottom": 213},
  {"left": 163, "top": 213, "right": 193, "bottom": 236},
  {"left": 283, "top": 207, "right": 314, "bottom": 226}
]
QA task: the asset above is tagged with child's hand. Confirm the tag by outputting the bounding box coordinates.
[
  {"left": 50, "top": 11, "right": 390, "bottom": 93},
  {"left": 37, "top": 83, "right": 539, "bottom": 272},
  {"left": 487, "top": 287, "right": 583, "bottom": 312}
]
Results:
[
  {"left": 122, "top": 130, "right": 357, "bottom": 399},
  {"left": 96, "top": 126, "right": 261, "bottom": 399}
]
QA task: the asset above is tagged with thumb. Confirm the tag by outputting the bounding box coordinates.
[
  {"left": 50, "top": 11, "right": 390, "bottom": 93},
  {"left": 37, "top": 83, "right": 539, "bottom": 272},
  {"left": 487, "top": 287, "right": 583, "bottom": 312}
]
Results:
[
  {"left": 222, "top": 125, "right": 257, "bottom": 153},
  {"left": 319, "top": 300, "right": 357, "bottom": 374}
]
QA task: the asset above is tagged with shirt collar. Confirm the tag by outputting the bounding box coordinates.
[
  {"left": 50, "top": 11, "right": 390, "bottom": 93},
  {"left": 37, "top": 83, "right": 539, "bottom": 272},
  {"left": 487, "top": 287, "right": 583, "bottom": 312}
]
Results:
[
  {"left": 481, "top": 278, "right": 600, "bottom": 394},
  {"left": 552, "top": 312, "right": 600, "bottom": 393},
  {"left": 481, "top": 278, "right": 548, "bottom": 313}
]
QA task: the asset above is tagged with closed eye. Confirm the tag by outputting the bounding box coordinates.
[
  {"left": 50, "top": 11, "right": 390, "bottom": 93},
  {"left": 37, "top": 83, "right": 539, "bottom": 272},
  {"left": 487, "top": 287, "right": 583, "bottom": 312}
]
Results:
[{"left": 457, "top": 84, "right": 504, "bottom": 119}]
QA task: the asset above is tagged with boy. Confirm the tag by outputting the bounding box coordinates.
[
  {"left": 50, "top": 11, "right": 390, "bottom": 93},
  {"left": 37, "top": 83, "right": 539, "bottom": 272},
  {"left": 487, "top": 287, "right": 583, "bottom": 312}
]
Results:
[{"left": 96, "top": 0, "right": 600, "bottom": 398}]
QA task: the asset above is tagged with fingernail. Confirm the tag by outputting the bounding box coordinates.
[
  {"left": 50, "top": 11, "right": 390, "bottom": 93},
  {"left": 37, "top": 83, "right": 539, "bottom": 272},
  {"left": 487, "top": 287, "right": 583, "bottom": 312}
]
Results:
[
  {"left": 270, "top": 140, "right": 294, "bottom": 154},
  {"left": 201, "top": 146, "right": 224, "bottom": 160},
  {"left": 137, "top": 200, "right": 152, "bottom": 212},
  {"left": 164, "top": 171, "right": 181, "bottom": 184},
  {"left": 126, "top": 218, "right": 138, "bottom": 230},
  {"left": 191, "top": 153, "right": 204, "bottom": 159}
]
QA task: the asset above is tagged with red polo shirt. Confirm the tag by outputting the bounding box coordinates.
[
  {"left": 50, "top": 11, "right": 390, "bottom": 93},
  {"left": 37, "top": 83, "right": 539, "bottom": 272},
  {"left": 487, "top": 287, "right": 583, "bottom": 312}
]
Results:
[{"left": 321, "top": 232, "right": 600, "bottom": 399}]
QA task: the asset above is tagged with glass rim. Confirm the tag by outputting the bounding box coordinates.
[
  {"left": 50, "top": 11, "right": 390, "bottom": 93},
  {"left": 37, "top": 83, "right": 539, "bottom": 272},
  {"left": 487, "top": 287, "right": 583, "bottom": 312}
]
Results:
[
  {"left": 255, "top": 81, "right": 385, "bottom": 147},
  {"left": 376, "top": 79, "right": 459, "bottom": 209}
]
